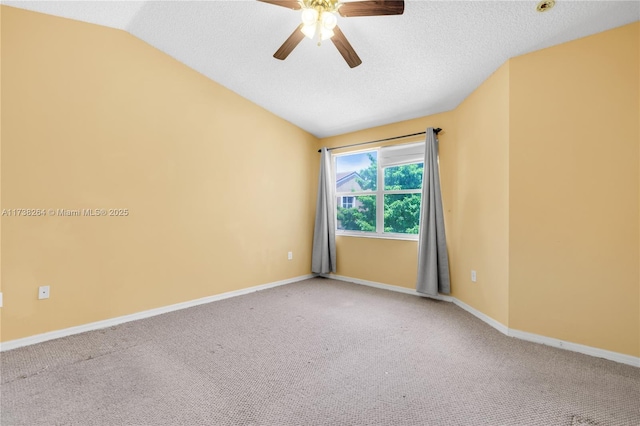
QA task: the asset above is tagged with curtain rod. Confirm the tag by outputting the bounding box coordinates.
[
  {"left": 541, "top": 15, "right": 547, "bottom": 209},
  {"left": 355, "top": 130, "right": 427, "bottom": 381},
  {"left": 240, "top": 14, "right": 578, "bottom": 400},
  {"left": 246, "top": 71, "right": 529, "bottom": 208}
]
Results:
[{"left": 317, "top": 128, "right": 442, "bottom": 153}]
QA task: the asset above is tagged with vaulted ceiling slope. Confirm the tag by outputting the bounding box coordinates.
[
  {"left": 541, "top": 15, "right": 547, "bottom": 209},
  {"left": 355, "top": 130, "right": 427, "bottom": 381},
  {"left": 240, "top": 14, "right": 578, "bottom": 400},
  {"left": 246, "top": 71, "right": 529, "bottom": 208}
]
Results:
[{"left": 4, "top": 1, "right": 639, "bottom": 138}]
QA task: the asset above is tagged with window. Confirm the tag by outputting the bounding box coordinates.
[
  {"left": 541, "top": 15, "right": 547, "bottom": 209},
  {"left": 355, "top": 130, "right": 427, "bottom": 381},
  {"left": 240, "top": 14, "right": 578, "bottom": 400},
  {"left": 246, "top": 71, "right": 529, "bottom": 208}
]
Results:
[
  {"left": 334, "top": 142, "right": 425, "bottom": 239},
  {"left": 341, "top": 196, "right": 354, "bottom": 209}
]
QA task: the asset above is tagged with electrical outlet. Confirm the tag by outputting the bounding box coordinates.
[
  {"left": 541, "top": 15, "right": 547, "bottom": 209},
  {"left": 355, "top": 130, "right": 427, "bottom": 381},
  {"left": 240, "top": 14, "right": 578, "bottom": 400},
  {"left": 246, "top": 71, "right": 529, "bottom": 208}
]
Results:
[
  {"left": 471, "top": 270, "right": 477, "bottom": 282},
  {"left": 287, "top": 251, "right": 293, "bottom": 261},
  {"left": 0, "top": 292, "right": 3, "bottom": 307},
  {"left": 38, "top": 285, "right": 50, "bottom": 300}
]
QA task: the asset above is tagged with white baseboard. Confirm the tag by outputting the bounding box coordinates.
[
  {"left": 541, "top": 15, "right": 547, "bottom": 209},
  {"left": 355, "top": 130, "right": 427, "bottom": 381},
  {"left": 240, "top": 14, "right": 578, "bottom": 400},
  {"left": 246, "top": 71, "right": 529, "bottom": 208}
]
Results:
[
  {"left": 0, "top": 274, "right": 313, "bottom": 352},
  {"left": 323, "top": 274, "right": 639, "bottom": 368},
  {"left": 324, "top": 274, "right": 454, "bottom": 302},
  {"left": 3, "top": 273, "right": 638, "bottom": 367},
  {"left": 451, "top": 297, "right": 510, "bottom": 335},
  {"left": 507, "top": 328, "right": 640, "bottom": 367}
]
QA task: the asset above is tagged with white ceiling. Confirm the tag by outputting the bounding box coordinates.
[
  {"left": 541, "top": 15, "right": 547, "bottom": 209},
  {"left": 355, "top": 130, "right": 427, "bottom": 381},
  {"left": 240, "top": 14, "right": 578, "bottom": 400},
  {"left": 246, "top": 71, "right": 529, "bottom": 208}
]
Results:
[{"left": 4, "top": 1, "right": 640, "bottom": 138}]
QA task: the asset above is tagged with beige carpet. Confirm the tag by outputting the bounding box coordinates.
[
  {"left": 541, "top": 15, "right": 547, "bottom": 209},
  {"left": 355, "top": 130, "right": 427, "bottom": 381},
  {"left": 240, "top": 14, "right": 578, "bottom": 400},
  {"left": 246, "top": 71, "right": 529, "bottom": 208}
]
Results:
[
  {"left": 572, "top": 415, "right": 602, "bottom": 425},
  {"left": 1, "top": 277, "right": 639, "bottom": 425}
]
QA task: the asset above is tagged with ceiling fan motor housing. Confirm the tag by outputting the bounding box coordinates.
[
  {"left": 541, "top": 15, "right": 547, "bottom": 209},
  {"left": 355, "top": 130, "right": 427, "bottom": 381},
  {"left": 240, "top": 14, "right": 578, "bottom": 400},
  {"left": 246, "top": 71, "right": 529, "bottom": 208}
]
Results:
[{"left": 261, "top": 0, "right": 405, "bottom": 68}]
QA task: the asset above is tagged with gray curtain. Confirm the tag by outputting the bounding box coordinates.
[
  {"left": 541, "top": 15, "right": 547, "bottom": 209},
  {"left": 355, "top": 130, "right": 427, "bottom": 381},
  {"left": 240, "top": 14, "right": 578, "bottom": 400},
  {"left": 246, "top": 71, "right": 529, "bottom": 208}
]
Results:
[
  {"left": 416, "top": 128, "right": 451, "bottom": 296},
  {"left": 311, "top": 148, "right": 336, "bottom": 274}
]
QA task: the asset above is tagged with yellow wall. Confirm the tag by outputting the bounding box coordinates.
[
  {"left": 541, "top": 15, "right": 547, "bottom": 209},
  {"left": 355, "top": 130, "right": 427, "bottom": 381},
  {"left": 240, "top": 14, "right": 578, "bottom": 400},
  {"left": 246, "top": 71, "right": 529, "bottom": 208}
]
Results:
[
  {"left": 318, "top": 23, "right": 639, "bottom": 357},
  {"left": 452, "top": 63, "right": 510, "bottom": 325},
  {"left": 318, "top": 112, "right": 456, "bottom": 289},
  {"left": 2, "top": 6, "right": 638, "bottom": 358},
  {"left": 509, "top": 23, "right": 639, "bottom": 356},
  {"left": 0, "top": 6, "right": 318, "bottom": 342},
  {"left": 318, "top": 64, "right": 511, "bottom": 326}
]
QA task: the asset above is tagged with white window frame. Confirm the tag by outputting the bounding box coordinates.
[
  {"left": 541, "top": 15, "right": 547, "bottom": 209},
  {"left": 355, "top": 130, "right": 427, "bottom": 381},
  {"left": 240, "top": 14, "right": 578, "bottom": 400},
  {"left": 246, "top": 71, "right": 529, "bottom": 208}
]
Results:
[{"left": 334, "top": 143, "right": 425, "bottom": 241}]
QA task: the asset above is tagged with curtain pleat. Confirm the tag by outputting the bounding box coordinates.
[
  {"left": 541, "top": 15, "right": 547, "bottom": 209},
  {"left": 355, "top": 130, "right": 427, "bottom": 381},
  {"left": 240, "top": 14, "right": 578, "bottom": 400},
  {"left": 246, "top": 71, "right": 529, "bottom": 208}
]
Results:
[
  {"left": 416, "top": 128, "right": 451, "bottom": 295},
  {"left": 311, "top": 148, "right": 337, "bottom": 274}
]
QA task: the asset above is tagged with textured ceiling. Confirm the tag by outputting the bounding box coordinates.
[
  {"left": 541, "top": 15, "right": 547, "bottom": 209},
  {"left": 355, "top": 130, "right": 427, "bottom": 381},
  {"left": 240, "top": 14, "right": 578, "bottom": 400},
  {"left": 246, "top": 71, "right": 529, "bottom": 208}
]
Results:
[{"left": 4, "top": 1, "right": 640, "bottom": 137}]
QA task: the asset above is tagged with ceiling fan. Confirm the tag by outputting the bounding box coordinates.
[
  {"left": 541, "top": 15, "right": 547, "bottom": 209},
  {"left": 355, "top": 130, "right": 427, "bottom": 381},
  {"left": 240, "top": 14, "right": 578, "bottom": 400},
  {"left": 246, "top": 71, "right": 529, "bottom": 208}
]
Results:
[{"left": 258, "top": 0, "right": 405, "bottom": 68}]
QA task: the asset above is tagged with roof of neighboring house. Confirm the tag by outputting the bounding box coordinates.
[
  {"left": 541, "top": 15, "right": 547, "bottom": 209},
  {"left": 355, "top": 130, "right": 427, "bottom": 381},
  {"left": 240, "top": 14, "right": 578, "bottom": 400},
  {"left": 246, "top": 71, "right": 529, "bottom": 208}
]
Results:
[{"left": 336, "top": 171, "right": 361, "bottom": 185}]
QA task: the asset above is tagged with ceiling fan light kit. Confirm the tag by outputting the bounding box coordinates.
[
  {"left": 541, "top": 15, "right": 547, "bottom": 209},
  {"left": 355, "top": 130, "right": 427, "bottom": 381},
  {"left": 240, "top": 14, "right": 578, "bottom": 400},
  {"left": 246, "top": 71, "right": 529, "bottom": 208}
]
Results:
[
  {"left": 259, "top": 0, "right": 405, "bottom": 68},
  {"left": 300, "top": 7, "right": 337, "bottom": 41}
]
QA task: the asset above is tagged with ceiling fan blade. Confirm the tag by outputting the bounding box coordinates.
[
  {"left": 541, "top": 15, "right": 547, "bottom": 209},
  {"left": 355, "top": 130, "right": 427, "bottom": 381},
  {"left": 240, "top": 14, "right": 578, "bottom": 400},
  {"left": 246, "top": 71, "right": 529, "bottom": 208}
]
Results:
[
  {"left": 257, "top": 0, "right": 302, "bottom": 10},
  {"left": 338, "top": 0, "right": 404, "bottom": 17},
  {"left": 331, "top": 25, "right": 362, "bottom": 68},
  {"left": 274, "top": 25, "right": 305, "bottom": 60}
]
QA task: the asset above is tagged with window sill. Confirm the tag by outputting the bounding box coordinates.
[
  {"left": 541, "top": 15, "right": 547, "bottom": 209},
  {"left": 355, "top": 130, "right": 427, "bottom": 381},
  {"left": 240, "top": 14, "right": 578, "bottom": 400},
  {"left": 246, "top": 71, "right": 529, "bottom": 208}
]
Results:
[{"left": 336, "top": 232, "right": 419, "bottom": 242}]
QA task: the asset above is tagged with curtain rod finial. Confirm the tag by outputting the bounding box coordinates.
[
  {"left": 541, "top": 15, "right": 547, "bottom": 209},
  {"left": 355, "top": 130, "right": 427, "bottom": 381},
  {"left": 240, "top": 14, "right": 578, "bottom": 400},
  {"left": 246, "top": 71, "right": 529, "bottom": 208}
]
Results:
[{"left": 434, "top": 128, "right": 442, "bottom": 135}]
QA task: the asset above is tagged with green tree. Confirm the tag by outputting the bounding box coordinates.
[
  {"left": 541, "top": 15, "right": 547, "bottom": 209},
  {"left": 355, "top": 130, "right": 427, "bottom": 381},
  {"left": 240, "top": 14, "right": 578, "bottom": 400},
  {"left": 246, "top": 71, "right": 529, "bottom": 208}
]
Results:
[
  {"left": 337, "top": 153, "right": 377, "bottom": 231},
  {"left": 355, "top": 153, "right": 377, "bottom": 191},
  {"left": 383, "top": 194, "right": 421, "bottom": 234},
  {"left": 383, "top": 163, "right": 423, "bottom": 234},
  {"left": 337, "top": 156, "right": 423, "bottom": 234},
  {"left": 384, "top": 163, "right": 423, "bottom": 191},
  {"left": 337, "top": 198, "right": 376, "bottom": 232}
]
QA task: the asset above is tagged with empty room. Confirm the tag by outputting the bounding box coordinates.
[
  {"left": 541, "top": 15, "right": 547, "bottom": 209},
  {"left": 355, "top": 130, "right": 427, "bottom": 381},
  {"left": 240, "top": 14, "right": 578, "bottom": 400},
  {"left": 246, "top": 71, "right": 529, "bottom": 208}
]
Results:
[{"left": 1, "top": 1, "right": 639, "bottom": 425}]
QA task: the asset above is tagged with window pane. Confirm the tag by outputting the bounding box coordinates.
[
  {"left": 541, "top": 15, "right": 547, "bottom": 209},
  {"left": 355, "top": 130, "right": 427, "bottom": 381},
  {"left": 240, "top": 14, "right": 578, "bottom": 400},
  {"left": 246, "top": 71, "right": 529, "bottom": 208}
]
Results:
[
  {"left": 384, "top": 163, "right": 423, "bottom": 190},
  {"left": 336, "top": 151, "right": 377, "bottom": 192},
  {"left": 337, "top": 195, "right": 376, "bottom": 232},
  {"left": 384, "top": 194, "right": 421, "bottom": 234}
]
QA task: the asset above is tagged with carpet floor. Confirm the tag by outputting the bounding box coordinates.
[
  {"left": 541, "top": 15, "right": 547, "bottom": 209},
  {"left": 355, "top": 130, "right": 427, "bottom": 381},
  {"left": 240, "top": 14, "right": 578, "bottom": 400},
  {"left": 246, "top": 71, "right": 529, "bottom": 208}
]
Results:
[{"left": 1, "top": 277, "right": 638, "bottom": 425}]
